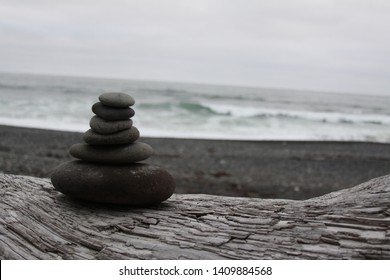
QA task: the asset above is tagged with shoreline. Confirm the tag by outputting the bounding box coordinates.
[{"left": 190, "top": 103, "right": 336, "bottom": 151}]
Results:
[
  {"left": 1, "top": 124, "right": 390, "bottom": 199},
  {"left": 1, "top": 121, "right": 390, "bottom": 143}
]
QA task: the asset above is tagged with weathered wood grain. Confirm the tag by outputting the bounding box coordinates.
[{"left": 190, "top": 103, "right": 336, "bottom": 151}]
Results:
[{"left": 0, "top": 174, "right": 389, "bottom": 259}]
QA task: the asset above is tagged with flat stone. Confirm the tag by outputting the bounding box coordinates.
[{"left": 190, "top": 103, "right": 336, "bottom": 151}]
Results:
[
  {"left": 69, "top": 142, "right": 153, "bottom": 164},
  {"left": 83, "top": 127, "right": 139, "bottom": 145},
  {"left": 51, "top": 161, "right": 175, "bottom": 205},
  {"left": 92, "top": 102, "right": 135, "bottom": 121},
  {"left": 99, "top": 92, "right": 135, "bottom": 108},
  {"left": 90, "top": 116, "right": 132, "bottom": 134}
]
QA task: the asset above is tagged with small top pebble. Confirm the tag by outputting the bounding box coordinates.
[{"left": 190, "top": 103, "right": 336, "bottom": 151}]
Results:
[{"left": 99, "top": 92, "right": 135, "bottom": 108}]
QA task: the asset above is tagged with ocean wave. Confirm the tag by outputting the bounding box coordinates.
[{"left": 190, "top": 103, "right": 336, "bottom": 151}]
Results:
[
  {"left": 137, "top": 101, "right": 390, "bottom": 126},
  {"left": 252, "top": 110, "right": 389, "bottom": 125},
  {"left": 2, "top": 72, "right": 390, "bottom": 143},
  {"left": 200, "top": 103, "right": 390, "bottom": 125},
  {"left": 138, "top": 102, "right": 231, "bottom": 116}
]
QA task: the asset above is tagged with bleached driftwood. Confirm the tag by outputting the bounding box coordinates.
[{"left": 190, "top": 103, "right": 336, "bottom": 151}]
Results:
[{"left": 0, "top": 174, "right": 389, "bottom": 259}]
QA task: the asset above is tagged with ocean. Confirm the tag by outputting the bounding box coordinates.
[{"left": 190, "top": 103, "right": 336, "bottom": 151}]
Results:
[{"left": 0, "top": 72, "right": 389, "bottom": 142}]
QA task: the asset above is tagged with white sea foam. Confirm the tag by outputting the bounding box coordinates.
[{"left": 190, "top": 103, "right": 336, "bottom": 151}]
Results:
[{"left": 203, "top": 102, "right": 390, "bottom": 124}]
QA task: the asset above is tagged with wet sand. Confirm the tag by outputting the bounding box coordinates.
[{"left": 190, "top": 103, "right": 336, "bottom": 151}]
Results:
[{"left": 1, "top": 125, "right": 390, "bottom": 199}]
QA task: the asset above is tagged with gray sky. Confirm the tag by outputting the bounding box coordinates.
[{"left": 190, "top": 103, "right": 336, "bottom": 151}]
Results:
[{"left": 1, "top": 0, "right": 390, "bottom": 95}]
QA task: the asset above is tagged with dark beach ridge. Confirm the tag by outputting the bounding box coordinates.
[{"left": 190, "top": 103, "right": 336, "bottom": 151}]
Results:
[{"left": 1, "top": 124, "right": 390, "bottom": 200}]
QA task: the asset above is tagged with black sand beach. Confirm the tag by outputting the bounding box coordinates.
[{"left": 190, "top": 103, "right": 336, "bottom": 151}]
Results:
[{"left": 1, "top": 124, "right": 390, "bottom": 199}]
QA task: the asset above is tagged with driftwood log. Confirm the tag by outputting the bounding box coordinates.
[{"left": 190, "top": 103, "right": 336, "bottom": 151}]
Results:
[{"left": 0, "top": 173, "right": 389, "bottom": 259}]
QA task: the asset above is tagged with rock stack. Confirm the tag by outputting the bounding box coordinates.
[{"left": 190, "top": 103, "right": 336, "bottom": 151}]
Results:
[{"left": 51, "top": 92, "right": 175, "bottom": 206}]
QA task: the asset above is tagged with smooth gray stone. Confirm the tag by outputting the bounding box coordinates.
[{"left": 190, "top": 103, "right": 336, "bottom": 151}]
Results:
[
  {"left": 83, "top": 127, "right": 139, "bottom": 145},
  {"left": 99, "top": 92, "right": 135, "bottom": 108},
  {"left": 51, "top": 161, "right": 175, "bottom": 205},
  {"left": 90, "top": 116, "right": 132, "bottom": 134},
  {"left": 92, "top": 102, "right": 134, "bottom": 121},
  {"left": 69, "top": 142, "right": 153, "bottom": 164}
]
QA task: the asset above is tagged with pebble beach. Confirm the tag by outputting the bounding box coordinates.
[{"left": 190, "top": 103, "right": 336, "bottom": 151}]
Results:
[{"left": 1, "top": 124, "right": 390, "bottom": 200}]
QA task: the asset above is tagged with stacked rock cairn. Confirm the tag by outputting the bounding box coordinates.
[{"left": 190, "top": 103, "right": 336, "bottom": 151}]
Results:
[{"left": 51, "top": 92, "right": 175, "bottom": 205}]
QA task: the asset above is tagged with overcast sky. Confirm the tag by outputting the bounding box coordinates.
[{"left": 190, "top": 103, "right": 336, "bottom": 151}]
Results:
[{"left": 1, "top": 0, "right": 390, "bottom": 95}]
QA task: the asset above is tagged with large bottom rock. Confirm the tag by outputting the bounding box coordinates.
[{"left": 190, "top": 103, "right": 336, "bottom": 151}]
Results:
[{"left": 50, "top": 161, "right": 175, "bottom": 205}]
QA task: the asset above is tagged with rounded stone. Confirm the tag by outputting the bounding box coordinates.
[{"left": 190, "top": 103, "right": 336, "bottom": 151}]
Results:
[
  {"left": 83, "top": 127, "right": 139, "bottom": 145},
  {"left": 99, "top": 92, "right": 135, "bottom": 108},
  {"left": 69, "top": 142, "right": 153, "bottom": 164},
  {"left": 90, "top": 116, "right": 132, "bottom": 134},
  {"left": 51, "top": 161, "right": 175, "bottom": 205},
  {"left": 92, "top": 102, "right": 135, "bottom": 121}
]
